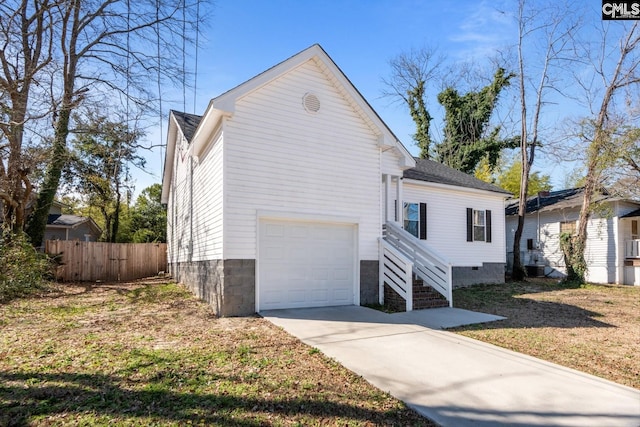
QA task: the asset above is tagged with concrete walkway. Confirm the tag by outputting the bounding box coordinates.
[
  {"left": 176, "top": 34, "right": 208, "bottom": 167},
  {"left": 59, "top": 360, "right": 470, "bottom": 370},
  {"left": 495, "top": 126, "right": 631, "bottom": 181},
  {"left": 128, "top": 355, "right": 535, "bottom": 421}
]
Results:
[{"left": 261, "top": 306, "right": 640, "bottom": 427}]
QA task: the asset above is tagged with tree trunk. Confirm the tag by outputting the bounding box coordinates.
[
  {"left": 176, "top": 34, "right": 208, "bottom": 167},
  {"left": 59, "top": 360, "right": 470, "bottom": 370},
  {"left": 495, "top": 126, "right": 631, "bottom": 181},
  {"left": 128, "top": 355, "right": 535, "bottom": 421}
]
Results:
[
  {"left": 111, "top": 192, "right": 121, "bottom": 243},
  {"left": 25, "top": 0, "right": 80, "bottom": 246},
  {"left": 572, "top": 23, "right": 637, "bottom": 283},
  {"left": 25, "top": 106, "right": 71, "bottom": 246}
]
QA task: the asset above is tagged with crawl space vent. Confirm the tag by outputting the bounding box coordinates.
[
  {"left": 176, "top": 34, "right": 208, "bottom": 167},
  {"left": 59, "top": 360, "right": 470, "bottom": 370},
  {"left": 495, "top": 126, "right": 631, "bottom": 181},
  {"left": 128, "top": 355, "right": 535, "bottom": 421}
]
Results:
[{"left": 303, "top": 93, "right": 320, "bottom": 113}]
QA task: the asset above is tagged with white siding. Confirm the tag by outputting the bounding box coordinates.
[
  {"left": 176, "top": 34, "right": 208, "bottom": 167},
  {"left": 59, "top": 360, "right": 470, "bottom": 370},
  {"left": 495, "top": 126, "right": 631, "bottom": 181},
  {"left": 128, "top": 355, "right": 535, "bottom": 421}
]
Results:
[
  {"left": 507, "top": 201, "right": 640, "bottom": 284},
  {"left": 190, "top": 132, "right": 224, "bottom": 261},
  {"left": 167, "top": 126, "right": 225, "bottom": 263},
  {"left": 584, "top": 216, "right": 616, "bottom": 283},
  {"left": 223, "top": 60, "right": 381, "bottom": 260},
  {"left": 167, "top": 128, "right": 192, "bottom": 264},
  {"left": 381, "top": 149, "right": 403, "bottom": 175},
  {"left": 402, "top": 181, "right": 506, "bottom": 266}
]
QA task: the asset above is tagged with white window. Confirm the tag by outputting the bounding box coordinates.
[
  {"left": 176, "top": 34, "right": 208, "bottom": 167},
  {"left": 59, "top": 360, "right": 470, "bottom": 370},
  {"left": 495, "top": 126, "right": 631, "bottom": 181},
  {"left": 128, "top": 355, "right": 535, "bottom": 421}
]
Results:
[
  {"left": 404, "top": 202, "right": 419, "bottom": 238},
  {"left": 467, "top": 208, "right": 492, "bottom": 243},
  {"left": 403, "top": 202, "right": 427, "bottom": 240},
  {"left": 474, "top": 210, "right": 486, "bottom": 242}
]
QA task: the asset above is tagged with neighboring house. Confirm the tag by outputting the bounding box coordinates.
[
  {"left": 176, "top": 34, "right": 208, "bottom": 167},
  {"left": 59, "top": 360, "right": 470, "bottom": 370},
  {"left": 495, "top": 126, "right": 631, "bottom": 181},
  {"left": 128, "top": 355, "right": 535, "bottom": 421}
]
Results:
[
  {"left": 161, "top": 44, "right": 510, "bottom": 316},
  {"left": 1, "top": 200, "right": 101, "bottom": 243},
  {"left": 42, "top": 201, "right": 101, "bottom": 243},
  {"left": 505, "top": 188, "right": 640, "bottom": 285}
]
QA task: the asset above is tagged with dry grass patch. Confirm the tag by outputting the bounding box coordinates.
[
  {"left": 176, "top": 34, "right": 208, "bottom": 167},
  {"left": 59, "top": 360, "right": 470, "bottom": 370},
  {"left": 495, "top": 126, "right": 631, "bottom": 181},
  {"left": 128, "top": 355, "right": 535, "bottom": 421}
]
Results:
[
  {"left": 451, "top": 279, "right": 639, "bottom": 389},
  {"left": 0, "top": 278, "right": 434, "bottom": 426}
]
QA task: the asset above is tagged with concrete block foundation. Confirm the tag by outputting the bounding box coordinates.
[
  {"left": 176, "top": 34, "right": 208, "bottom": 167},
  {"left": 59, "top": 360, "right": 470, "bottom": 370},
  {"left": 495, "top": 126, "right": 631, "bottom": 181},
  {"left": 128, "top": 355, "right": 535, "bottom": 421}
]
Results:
[
  {"left": 170, "top": 259, "right": 255, "bottom": 317},
  {"left": 453, "top": 262, "right": 505, "bottom": 287}
]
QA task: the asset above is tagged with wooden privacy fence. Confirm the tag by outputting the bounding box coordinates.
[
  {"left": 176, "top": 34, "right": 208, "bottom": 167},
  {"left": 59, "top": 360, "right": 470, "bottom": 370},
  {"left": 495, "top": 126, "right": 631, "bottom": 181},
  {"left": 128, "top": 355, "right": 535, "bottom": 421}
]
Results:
[{"left": 45, "top": 241, "right": 167, "bottom": 282}]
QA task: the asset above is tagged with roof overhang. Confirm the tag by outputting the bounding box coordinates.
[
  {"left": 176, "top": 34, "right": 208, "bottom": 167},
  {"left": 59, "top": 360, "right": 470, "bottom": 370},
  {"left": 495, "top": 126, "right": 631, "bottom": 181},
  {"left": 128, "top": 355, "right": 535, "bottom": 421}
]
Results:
[
  {"left": 404, "top": 177, "right": 511, "bottom": 198},
  {"left": 47, "top": 217, "right": 102, "bottom": 235}
]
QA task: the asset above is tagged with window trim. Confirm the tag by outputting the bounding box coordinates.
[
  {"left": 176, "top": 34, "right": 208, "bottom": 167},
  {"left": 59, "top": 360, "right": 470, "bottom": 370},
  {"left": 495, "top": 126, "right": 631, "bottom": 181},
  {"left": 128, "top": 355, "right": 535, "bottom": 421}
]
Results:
[
  {"left": 467, "top": 208, "right": 492, "bottom": 243},
  {"left": 403, "top": 201, "right": 427, "bottom": 240},
  {"left": 560, "top": 220, "right": 576, "bottom": 235}
]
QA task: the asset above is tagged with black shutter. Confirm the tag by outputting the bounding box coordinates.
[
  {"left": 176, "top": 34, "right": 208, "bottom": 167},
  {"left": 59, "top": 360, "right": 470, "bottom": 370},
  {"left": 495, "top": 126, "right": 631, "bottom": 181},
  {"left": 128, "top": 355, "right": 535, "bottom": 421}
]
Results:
[
  {"left": 466, "top": 208, "right": 473, "bottom": 242},
  {"left": 486, "top": 210, "right": 492, "bottom": 243},
  {"left": 419, "top": 203, "right": 427, "bottom": 240},
  {"left": 394, "top": 200, "right": 398, "bottom": 222}
]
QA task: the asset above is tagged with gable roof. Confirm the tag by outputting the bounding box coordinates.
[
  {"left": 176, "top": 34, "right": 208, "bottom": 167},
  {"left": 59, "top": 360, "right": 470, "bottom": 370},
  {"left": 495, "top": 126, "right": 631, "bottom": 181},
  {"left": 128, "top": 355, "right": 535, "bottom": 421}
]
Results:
[
  {"left": 404, "top": 158, "right": 512, "bottom": 195},
  {"left": 162, "top": 44, "right": 415, "bottom": 203},
  {"left": 47, "top": 214, "right": 102, "bottom": 235},
  {"left": 171, "top": 110, "right": 201, "bottom": 143}
]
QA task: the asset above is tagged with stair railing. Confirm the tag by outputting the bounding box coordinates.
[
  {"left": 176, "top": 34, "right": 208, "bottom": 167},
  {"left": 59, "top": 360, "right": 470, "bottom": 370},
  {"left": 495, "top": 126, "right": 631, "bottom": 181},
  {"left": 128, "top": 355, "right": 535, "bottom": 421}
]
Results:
[
  {"left": 382, "top": 221, "right": 453, "bottom": 307},
  {"left": 379, "top": 238, "right": 413, "bottom": 311}
]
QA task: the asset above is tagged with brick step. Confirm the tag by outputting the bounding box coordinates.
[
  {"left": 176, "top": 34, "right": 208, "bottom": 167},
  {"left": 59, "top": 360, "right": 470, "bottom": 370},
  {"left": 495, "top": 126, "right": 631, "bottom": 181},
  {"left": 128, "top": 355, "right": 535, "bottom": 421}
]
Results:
[
  {"left": 383, "top": 281, "right": 448, "bottom": 312},
  {"left": 412, "top": 280, "right": 448, "bottom": 309}
]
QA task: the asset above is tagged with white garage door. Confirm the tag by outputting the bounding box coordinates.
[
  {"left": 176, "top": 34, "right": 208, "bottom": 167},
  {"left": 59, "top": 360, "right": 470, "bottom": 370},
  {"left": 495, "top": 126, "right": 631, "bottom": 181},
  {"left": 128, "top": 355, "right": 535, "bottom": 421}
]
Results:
[{"left": 258, "top": 219, "right": 357, "bottom": 311}]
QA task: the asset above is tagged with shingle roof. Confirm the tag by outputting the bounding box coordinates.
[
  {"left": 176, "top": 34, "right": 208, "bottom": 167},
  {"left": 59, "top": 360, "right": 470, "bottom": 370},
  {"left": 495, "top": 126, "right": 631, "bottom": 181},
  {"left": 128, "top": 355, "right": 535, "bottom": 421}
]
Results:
[
  {"left": 621, "top": 208, "right": 640, "bottom": 218},
  {"left": 47, "top": 214, "right": 90, "bottom": 227},
  {"left": 171, "top": 110, "right": 202, "bottom": 143},
  {"left": 404, "top": 158, "right": 511, "bottom": 195},
  {"left": 502, "top": 187, "right": 627, "bottom": 216}
]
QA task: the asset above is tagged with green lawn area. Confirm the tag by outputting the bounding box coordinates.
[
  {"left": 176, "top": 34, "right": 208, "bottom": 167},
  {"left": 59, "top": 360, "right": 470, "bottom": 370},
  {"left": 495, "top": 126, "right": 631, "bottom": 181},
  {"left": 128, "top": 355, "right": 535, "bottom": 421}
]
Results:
[
  {"left": 451, "top": 279, "right": 640, "bottom": 389},
  {"left": 0, "top": 279, "right": 434, "bottom": 426}
]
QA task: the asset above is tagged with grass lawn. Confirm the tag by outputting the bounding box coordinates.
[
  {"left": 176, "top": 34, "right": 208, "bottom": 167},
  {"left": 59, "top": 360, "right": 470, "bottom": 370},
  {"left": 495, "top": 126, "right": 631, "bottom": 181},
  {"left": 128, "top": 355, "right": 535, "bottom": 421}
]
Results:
[
  {"left": 451, "top": 278, "right": 640, "bottom": 389},
  {"left": 0, "top": 279, "right": 434, "bottom": 426}
]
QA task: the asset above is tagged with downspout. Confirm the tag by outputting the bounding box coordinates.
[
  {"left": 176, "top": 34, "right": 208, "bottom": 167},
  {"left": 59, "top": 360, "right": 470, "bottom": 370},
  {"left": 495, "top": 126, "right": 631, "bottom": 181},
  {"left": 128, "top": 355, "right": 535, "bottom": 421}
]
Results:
[
  {"left": 189, "top": 155, "right": 194, "bottom": 262},
  {"left": 537, "top": 195, "right": 541, "bottom": 250}
]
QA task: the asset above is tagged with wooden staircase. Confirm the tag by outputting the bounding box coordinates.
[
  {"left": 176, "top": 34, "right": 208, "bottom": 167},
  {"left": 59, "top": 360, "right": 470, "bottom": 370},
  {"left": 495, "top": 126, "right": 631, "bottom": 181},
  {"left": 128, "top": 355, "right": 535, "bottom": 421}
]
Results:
[{"left": 380, "top": 221, "right": 453, "bottom": 311}]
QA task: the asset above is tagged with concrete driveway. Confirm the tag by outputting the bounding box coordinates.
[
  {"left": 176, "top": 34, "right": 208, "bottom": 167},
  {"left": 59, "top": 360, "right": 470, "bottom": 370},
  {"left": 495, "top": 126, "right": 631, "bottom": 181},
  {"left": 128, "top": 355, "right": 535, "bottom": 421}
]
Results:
[{"left": 261, "top": 306, "right": 640, "bottom": 427}]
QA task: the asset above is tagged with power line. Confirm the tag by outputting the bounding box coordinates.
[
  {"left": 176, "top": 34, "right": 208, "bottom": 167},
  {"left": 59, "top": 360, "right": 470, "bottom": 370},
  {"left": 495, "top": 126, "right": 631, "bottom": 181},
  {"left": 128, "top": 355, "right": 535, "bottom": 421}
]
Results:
[
  {"left": 194, "top": 0, "right": 200, "bottom": 114},
  {"left": 157, "top": 0, "right": 164, "bottom": 178}
]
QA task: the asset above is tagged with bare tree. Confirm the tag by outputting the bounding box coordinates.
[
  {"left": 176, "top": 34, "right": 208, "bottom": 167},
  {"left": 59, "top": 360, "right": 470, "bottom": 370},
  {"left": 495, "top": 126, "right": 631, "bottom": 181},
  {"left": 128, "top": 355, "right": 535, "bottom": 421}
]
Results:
[
  {"left": 0, "top": 0, "right": 57, "bottom": 230},
  {"left": 511, "top": 0, "right": 581, "bottom": 280},
  {"left": 381, "top": 46, "right": 445, "bottom": 159},
  {"left": 21, "top": 0, "right": 204, "bottom": 246},
  {"left": 567, "top": 22, "right": 640, "bottom": 281}
]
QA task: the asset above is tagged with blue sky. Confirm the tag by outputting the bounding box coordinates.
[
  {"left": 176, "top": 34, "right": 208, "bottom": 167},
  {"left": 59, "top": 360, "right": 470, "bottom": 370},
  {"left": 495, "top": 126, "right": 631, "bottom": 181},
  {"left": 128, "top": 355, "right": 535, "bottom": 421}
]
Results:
[{"left": 138, "top": 0, "right": 608, "bottom": 194}]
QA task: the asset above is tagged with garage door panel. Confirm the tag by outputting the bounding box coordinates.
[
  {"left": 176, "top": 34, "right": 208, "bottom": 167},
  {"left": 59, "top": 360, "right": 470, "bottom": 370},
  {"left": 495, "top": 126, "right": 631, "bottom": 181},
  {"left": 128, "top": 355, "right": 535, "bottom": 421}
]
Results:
[
  {"left": 333, "top": 268, "right": 350, "bottom": 281},
  {"left": 265, "top": 223, "right": 285, "bottom": 237},
  {"left": 259, "top": 219, "right": 356, "bottom": 311},
  {"left": 333, "top": 289, "right": 351, "bottom": 303}
]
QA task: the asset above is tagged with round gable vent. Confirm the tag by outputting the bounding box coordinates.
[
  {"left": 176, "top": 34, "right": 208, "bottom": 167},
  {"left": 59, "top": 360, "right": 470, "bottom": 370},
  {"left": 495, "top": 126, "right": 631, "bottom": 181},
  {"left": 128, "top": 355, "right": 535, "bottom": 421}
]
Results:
[{"left": 303, "top": 93, "right": 320, "bottom": 113}]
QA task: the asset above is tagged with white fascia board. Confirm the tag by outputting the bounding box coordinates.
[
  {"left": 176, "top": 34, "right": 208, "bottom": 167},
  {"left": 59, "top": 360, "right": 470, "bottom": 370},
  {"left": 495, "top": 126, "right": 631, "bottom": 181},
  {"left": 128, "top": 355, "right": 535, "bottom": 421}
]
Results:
[
  {"left": 396, "top": 147, "right": 416, "bottom": 169},
  {"left": 191, "top": 106, "right": 226, "bottom": 158},
  {"left": 313, "top": 47, "right": 415, "bottom": 168},
  {"left": 404, "top": 178, "right": 510, "bottom": 199},
  {"left": 161, "top": 115, "right": 178, "bottom": 204}
]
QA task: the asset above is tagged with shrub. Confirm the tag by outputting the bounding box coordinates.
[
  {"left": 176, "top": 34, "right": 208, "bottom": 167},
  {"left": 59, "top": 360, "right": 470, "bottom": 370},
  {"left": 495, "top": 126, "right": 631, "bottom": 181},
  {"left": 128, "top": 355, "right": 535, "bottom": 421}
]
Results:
[{"left": 0, "top": 229, "right": 52, "bottom": 303}]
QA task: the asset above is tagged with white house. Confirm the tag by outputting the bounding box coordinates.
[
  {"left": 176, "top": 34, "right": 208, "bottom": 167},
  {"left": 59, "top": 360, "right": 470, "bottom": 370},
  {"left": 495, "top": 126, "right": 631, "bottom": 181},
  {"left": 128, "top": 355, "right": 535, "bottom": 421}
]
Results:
[
  {"left": 505, "top": 188, "right": 640, "bottom": 285},
  {"left": 161, "top": 44, "right": 510, "bottom": 316}
]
